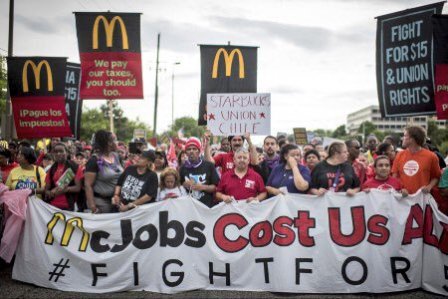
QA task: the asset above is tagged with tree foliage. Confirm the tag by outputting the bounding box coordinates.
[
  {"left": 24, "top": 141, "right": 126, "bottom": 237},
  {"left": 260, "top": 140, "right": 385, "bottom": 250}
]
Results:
[
  {"left": 80, "top": 102, "right": 151, "bottom": 143},
  {"left": 165, "top": 116, "right": 205, "bottom": 138},
  {"left": 332, "top": 125, "right": 347, "bottom": 139}
]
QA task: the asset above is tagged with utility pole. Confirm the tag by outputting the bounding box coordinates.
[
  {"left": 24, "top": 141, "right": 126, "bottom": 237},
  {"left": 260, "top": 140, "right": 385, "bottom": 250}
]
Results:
[
  {"left": 108, "top": 99, "right": 114, "bottom": 133},
  {"left": 2, "top": 0, "right": 15, "bottom": 140},
  {"left": 153, "top": 33, "right": 160, "bottom": 137},
  {"left": 171, "top": 62, "right": 180, "bottom": 129}
]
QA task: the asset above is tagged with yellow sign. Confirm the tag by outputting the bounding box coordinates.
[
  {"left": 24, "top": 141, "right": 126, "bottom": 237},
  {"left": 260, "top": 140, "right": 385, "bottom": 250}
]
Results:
[
  {"left": 92, "top": 15, "right": 129, "bottom": 50},
  {"left": 212, "top": 48, "right": 245, "bottom": 79},
  {"left": 45, "top": 212, "right": 90, "bottom": 252},
  {"left": 22, "top": 60, "right": 53, "bottom": 92}
]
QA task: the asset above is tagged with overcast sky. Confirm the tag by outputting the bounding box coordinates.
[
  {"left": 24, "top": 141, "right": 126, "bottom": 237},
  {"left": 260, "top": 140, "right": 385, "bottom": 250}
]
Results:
[{"left": 0, "top": 0, "right": 444, "bottom": 137}]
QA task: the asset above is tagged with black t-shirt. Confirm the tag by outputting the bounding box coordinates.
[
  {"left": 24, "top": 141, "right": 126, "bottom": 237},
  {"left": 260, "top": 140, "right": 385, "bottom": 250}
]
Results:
[
  {"left": 117, "top": 166, "right": 158, "bottom": 204},
  {"left": 179, "top": 160, "right": 220, "bottom": 207},
  {"left": 310, "top": 160, "right": 360, "bottom": 192}
]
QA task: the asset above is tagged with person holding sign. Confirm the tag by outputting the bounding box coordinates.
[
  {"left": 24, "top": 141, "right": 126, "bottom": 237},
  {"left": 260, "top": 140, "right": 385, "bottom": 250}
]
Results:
[
  {"left": 44, "top": 143, "right": 82, "bottom": 211},
  {"left": 216, "top": 148, "right": 267, "bottom": 203},
  {"left": 204, "top": 133, "right": 258, "bottom": 174},
  {"left": 266, "top": 144, "right": 310, "bottom": 196},
  {"left": 309, "top": 142, "right": 360, "bottom": 196}
]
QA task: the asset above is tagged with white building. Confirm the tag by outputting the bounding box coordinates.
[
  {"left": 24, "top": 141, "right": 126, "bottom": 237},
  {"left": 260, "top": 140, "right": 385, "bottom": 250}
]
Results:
[{"left": 346, "top": 105, "right": 446, "bottom": 135}]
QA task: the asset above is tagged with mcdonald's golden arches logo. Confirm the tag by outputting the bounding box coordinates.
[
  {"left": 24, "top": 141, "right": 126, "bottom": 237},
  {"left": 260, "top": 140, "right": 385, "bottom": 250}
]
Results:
[
  {"left": 212, "top": 48, "right": 245, "bottom": 79},
  {"left": 45, "top": 212, "right": 90, "bottom": 252},
  {"left": 22, "top": 60, "right": 53, "bottom": 92},
  {"left": 92, "top": 15, "right": 129, "bottom": 50}
]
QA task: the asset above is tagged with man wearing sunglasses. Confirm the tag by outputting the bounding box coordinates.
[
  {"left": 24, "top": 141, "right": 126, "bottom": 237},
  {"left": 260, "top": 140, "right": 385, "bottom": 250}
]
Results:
[{"left": 345, "top": 139, "right": 366, "bottom": 184}]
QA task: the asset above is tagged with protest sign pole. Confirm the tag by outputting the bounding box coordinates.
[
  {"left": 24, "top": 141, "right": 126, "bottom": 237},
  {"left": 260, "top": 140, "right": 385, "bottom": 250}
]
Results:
[
  {"left": 108, "top": 99, "right": 114, "bottom": 133},
  {"left": 2, "top": 0, "right": 15, "bottom": 140}
]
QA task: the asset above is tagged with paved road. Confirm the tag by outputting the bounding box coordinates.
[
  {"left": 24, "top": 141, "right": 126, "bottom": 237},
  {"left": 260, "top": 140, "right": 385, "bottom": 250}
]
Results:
[{"left": 1, "top": 263, "right": 444, "bottom": 299}]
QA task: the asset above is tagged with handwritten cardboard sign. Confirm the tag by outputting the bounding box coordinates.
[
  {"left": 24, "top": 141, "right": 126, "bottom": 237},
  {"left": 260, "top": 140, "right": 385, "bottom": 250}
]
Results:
[{"left": 206, "top": 93, "right": 271, "bottom": 136}]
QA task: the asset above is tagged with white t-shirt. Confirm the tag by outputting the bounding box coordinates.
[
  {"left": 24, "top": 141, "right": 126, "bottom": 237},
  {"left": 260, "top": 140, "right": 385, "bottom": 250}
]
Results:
[{"left": 156, "top": 186, "right": 187, "bottom": 201}]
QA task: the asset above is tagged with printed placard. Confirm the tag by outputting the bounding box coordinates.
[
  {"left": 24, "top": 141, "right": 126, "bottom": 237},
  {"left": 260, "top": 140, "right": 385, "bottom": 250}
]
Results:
[
  {"left": 206, "top": 93, "right": 270, "bottom": 136},
  {"left": 293, "top": 128, "right": 307, "bottom": 145},
  {"left": 375, "top": 2, "right": 444, "bottom": 117}
]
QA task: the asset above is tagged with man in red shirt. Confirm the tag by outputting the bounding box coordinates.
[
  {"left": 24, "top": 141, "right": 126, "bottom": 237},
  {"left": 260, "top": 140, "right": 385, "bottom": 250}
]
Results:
[
  {"left": 392, "top": 126, "right": 441, "bottom": 194},
  {"left": 204, "top": 133, "right": 258, "bottom": 174},
  {"left": 216, "top": 148, "right": 267, "bottom": 203}
]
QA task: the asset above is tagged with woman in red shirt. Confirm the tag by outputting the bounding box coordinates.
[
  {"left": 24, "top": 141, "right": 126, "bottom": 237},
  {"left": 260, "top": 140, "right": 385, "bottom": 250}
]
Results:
[{"left": 44, "top": 143, "right": 82, "bottom": 211}]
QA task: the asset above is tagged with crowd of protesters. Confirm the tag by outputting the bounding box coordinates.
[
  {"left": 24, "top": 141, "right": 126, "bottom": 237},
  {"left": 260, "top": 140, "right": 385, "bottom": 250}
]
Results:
[{"left": 0, "top": 125, "right": 447, "bottom": 217}]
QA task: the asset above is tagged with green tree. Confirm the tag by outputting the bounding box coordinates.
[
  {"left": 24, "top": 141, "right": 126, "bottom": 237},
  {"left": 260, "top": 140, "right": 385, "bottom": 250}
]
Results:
[
  {"left": 332, "top": 125, "right": 347, "bottom": 139},
  {"left": 80, "top": 103, "right": 151, "bottom": 143},
  {"left": 167, "top": 116, "right": 205, "bottom": 138},
  {"left": 312, "top": 129, "right": 333, "bottom": 138},
  {"left": 79, "top": 107, "right": 109, "bottom": 141},
  {"left": 427, "top": 119, "right": 448, "bottom": 148},
  {"left": 358, "top": 121, "right": 376, "bottom": 141}
]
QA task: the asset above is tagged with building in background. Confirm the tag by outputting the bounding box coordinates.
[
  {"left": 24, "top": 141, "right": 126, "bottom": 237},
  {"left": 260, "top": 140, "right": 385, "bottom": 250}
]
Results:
[{"left": 346, "top": 105, "right": 447, "bottom": 136}]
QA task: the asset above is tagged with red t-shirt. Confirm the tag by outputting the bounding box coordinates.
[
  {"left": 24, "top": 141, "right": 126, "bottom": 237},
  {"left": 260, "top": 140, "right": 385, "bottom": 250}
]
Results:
[
  {"left": 217, "top": 168, "right": 266, "bottom": 200},
  {"left": 1, "top": 162, "right": 18, "bottom": 184},
  {"left": 45, "top": 163, "right": 83, "bottom": 209},
  {"left": 362, "top": 176, "right": 402, "bottom": 191},
  {"left": 214, "top": 152, "right": 235, "bottom": 174},
  {"left": 391, "top": 148, "right": 441, "bottom": 194}
]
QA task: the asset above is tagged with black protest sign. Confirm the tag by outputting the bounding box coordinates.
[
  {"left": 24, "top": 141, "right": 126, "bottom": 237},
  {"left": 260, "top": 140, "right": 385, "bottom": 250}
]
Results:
[
  {"left": 376, "top": 2, "right": 444, "bottom": 117},
  {"left": 198, "top": 45, "right": 257, "bottom": 125},
  {"left": 65, "top": 63, "right": 83, "bottom": 139}
]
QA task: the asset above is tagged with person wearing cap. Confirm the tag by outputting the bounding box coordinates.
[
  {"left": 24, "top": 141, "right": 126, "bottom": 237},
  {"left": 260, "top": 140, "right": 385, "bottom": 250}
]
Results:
[
  {"left": 216, "top": 148, "right": 267, "bottom": 203},
  {"left": 180, "top": 137, "right": 220, "bottom": 207},
  {"left": 113, "top": 150, "right": 159, "bottom": 212},
  {"left": 204, "top": 132, "right": 258, "bottom": 175}
]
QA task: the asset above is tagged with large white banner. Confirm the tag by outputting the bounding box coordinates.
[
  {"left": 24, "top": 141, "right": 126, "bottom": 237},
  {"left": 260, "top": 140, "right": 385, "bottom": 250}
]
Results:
[
  {"left": 12, "top": 191, "right": 448, "bottom": 295},
  {"left": 206, "top": 93, "right": 271, "bottom": 136}
]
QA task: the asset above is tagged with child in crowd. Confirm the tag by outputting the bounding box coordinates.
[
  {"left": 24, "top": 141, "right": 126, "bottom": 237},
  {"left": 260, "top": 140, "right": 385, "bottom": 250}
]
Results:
[
  {"left": 157, "top": 167, "right": 187, "bottom": 201},
  {"left": 362, "top": 155, "right": 407, "bottom": 195}
]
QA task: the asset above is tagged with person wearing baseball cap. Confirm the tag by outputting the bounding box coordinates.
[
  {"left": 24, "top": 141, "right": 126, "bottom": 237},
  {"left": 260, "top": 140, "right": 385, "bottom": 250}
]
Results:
[
  {"left": 180, "top": 137, "right": 220, "bottom": 207},
  {"left": 113, "top": 150, "right": 159, "bottom": 212}
]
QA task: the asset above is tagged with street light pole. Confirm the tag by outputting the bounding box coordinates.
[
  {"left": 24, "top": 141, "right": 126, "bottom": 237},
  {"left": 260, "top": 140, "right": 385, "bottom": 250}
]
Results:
[
  {"left": 152, "top": 33, "right": 161, "bottom": 137},
  {"left": 171, "top": 62, "right": 180, "bottom": 130}
]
